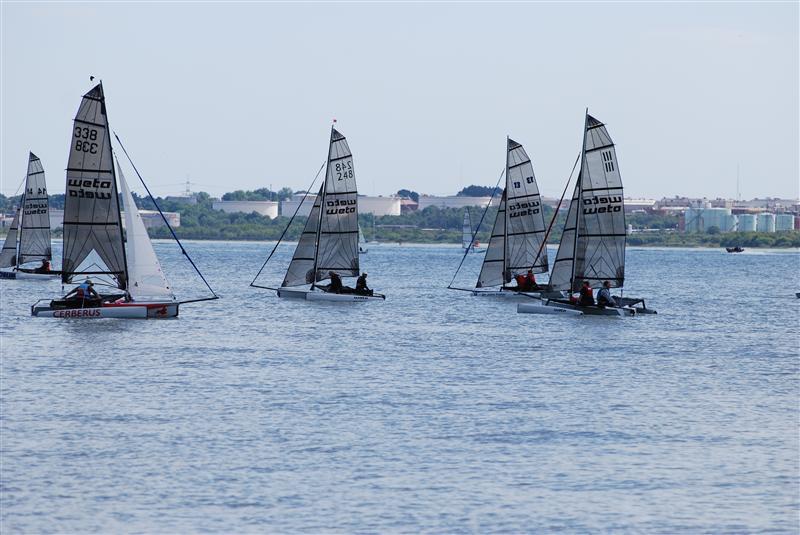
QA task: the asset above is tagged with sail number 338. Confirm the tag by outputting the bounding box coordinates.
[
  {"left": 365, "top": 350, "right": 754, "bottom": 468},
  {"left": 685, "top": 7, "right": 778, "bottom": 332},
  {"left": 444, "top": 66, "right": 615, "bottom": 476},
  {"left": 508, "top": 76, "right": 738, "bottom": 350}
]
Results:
[{"left": 74, "top": 127, "right": 99, "bottom": 154}]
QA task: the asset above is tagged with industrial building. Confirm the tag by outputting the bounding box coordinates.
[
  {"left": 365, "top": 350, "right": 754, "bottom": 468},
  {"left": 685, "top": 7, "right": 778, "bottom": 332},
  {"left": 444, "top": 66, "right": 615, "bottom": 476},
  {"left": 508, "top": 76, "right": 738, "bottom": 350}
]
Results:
[{"left": 212, "top": 200, "right": 279, "bottom": 218}]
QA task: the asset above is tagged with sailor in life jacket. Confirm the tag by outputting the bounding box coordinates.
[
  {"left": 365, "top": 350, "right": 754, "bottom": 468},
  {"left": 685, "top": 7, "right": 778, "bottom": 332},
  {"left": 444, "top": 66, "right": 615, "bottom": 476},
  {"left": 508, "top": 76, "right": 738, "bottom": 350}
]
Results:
[
  {"left": 578, "top": 281, "right": 595, "bottom": 306},
  {"left": 596, "top": 280, "right": 618, "bottom": 308},
  {"left": 65, "top": 278, "right": 100, "bottom": 301}
]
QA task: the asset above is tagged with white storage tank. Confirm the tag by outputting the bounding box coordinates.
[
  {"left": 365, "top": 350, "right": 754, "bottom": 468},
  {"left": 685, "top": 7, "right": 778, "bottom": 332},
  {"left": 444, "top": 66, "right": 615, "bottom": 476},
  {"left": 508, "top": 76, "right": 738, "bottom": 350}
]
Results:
[
  {"left": 757, "top": 212, "right": 776, "bottom": 233},
  {"left": 775, "top": 213, "right": 795, "bottom": 232},
  {"left": 737, "top": 214, "right": 757, "bottom": 232},
  {"left": 212, "top": 200, "right": 279, "bottom": 218}
]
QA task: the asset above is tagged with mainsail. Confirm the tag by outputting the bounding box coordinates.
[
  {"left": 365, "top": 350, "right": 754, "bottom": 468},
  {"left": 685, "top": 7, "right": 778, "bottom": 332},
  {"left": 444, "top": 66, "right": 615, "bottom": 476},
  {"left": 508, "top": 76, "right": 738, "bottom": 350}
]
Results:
[
  {"left": 61, "top": 83, "right": 127, "bottom": 288},
  {"left": 0, "top": 209, "right": 20, "bottom": 268},
  {"left": 476, "top": 138, "right": 548, "bottom": 287},
  {"left": 549, "top": 114, "right": 626, "bottom": 292},
  {"left": 118, "top": 161, "right": 174, "bottom": 300},
  {"left": 462, "top": 209, "right": 472, "bottom": 250},
  {"left": 315, "top": 128, "right": 359, "bottom": 282},
  {"left": 18, "top": 152, "right": 51, "bottom": 264}
]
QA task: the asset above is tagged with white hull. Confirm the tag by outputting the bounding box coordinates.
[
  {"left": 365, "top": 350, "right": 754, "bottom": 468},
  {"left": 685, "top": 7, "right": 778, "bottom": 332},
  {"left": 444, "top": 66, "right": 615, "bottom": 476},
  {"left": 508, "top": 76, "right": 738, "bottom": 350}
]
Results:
[
  {"left": 277, "top": 287, "right": 385, "bottom": 302},
  {"left": 0, "top": 269, "right": 60, "bottom": 281},
  {"left": 31, "top": 301, "right": 179, "bottom": 319},
  {"left": 472, "top": 288, "right": 541, "bottom": 299},
  {"left": 517, "top": 303, "right": 584, "bottom": 316},
  {"left": 545, "top": 299, "right": 636, "bottom": 317}
]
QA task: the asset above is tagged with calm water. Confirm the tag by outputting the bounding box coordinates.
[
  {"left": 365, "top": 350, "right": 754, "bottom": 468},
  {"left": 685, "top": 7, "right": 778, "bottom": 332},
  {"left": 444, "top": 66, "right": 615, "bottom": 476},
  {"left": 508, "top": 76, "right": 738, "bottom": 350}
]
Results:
[{"left": 1, "top": 241, "right": 799, "bottom": 533}]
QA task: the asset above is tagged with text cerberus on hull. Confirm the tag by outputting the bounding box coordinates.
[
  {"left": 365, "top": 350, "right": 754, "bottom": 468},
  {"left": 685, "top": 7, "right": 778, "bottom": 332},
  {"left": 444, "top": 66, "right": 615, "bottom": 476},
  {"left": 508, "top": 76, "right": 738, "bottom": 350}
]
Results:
[{"left": 30, "top": 81, "right": 218, "bottom": 320}]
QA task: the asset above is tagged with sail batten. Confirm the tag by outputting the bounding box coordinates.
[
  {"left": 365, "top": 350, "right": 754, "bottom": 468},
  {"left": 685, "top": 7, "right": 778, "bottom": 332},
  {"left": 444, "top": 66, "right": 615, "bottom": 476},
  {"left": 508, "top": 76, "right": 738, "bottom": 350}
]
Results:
[
  {"left": 476, "top": 138, "right": 548, "bottom": 288},
  {"left": 549, "top": 113, "right": 626, "bottom": 292},
  {"left": 18, "top": 153, "right": 52, "bottom": 264},
  {"left": 61, "top": 83, "right": 127, "bottom": 288}
]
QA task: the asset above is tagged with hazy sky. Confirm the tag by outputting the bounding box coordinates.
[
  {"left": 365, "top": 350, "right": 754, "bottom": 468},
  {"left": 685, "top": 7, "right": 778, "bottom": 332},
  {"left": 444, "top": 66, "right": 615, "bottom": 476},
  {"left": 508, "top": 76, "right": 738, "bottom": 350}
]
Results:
[{"left": 2, "top": 2, "right": 798, "bottom": 200}]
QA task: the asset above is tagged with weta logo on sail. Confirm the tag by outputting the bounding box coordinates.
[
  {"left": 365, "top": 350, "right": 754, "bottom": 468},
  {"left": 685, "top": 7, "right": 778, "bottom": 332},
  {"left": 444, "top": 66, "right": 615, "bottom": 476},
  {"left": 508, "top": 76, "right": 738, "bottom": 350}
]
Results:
[
  {"left": 583, "top": 195, "right": 622, "bottom": 215},
  {"left": 23, "top": 201, "right": 48, "bottom": 215},
  {"left": 326, "top": 198, "right": 356, "bottom": 215},
  {"left": 67, "top": 178, "right": 113, "bottom": 199},
  {"left": 508, "top": 200, "right": 540, "bottom": 218}
]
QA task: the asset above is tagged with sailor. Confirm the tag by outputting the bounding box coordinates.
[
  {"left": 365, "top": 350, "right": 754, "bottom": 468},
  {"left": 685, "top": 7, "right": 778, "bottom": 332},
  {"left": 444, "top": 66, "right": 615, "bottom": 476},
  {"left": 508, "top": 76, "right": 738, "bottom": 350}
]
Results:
[
  {"left": 524, "top": 270, "right": 539, "bottom": 291},
  {"left": 327, "top": 271, "right": 343, "bottom": 293},
  {"left": 578, "top": 281, "right": 595, "bottom": 306},
  {"left": 597, "top": 280, "right": 617, "bottom": 308},
  {"left": 515, "top": 273, "right": 527, "bottom": 289},
  {"left": 34, "top": 259, "right": 51, "bottom": 274},
  {"left": 65, "top": 278, "right": 100, "bottom": 302},
  {"left": 355, "top": 272, "right": 372, "bottom": 296}
]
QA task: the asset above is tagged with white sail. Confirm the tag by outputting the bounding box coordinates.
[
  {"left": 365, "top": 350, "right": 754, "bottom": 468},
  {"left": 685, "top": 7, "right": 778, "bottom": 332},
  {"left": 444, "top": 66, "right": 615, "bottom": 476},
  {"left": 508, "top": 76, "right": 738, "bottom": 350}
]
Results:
[
  {"left": 18, "top": 153, "right": 51, "bottom": 264},
  {"left": 462, "top": 209, "right": 472, "bottom": 250},
  {"left": 549, "top": 114, "right": 626, "bottom": 292},
  {"left": 118, "top": 162, "right": 174, "bottom": 300},
  {"left": 313, "top": 128, "right": 359, "bottom": 282},
  {"left": 0, "top": 209, "right": 20, "bottom": 268},
  {"left": 282, "top": 187, "right": 323, "bottom": 287}
]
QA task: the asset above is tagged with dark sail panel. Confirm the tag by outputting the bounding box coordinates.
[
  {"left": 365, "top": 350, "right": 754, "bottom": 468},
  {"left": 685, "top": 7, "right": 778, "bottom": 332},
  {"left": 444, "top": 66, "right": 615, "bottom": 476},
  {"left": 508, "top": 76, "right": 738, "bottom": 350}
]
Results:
[
  {"left": 477, "top": 191, "right": 506, "bottom": 288},
  {"left": 282, "top": 187, "right": 323, "bottom": 287},
  {"left": 18, "top": 152, "right": 52, "bottom": 264},
  {"left": 61, "top": 83, "right": 127, "bottom": 288}
]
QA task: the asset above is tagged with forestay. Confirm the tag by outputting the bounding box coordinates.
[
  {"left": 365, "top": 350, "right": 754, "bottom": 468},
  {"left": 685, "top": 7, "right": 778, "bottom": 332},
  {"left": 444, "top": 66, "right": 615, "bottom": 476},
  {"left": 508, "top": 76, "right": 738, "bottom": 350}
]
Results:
[
  {"left": 476, "top": 138, "right": 548, "bottom": 288},
  {"left": 61, "top": 83, "right": 127, "bottom": 288},
  {"left": 19, "top": 153, "right": 51, "bottom": 264},
  {"left": 313, "top": 128, "right": 359, "bottom": 283},
  {"left": 118, "top": 161, "right": 174, "bottom": 300},
  {"left": 282, "top": 187, "right": 323, "bottom": 287},
  {"left": 0, "top": 210, "right": 20, "bottom": 268},
  {"left": 549, "top": 114, "right": 626, "bottom": 292}
]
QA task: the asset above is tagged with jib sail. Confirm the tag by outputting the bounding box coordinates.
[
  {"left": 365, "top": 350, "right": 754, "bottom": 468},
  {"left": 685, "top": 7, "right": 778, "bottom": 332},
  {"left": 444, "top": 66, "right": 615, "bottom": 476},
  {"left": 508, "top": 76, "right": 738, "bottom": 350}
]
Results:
[
  {"left": 0, "top": 209, "right": 20, "bottom": 268},
  {"left": 549, "top": 114, "right": 626, "bottom": 292},
  {"left": 61, "top": 83, "right": 127, "bottom": 288}
]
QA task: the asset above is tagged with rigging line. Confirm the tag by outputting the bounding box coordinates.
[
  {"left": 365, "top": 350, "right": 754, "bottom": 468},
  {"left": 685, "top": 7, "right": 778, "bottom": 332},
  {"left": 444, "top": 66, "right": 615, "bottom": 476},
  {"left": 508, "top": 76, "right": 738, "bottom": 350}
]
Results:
[
  {"left": 113, "top": 131, "right": 218, "bottom": 299},
  {"left": 249, "top": 160, "right": 326, "bottom": 287},
  {"left": 528, "top": 151, "right": 581, "bottom": 272},
  {"left": 446, "top": 166, "right": 506, "bottom": 289}
]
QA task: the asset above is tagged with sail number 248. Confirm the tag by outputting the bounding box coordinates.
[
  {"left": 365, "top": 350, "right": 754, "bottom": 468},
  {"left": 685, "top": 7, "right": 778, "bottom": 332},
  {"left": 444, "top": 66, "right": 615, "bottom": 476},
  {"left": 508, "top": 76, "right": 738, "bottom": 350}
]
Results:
[
  {"left": 74, "top": 127, "right": 99, "bottom": 154},
  {"left": 334, "top": 160, "right": 353, "bottom": 181}
]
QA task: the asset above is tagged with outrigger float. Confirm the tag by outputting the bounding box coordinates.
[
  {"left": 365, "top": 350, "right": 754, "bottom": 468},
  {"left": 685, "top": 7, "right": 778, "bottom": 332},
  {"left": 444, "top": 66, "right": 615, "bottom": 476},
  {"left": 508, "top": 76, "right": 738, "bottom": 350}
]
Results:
[
  {"left": 31, "top": 81, "right": 217, "bottom": 319},
  {"left": 517, "top": 111, "right": 656, "bottom": 317},
  {"left": 251, "top": 125, "right": 384, "bottom": 302},
  {"left": 0, "top": 153, "right": 60, "bottom": 281}
]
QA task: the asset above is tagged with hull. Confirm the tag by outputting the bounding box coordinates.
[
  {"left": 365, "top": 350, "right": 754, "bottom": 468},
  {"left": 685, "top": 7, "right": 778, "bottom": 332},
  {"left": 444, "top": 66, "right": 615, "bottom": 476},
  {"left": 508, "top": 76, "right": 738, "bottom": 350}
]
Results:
[
  {"left": 31, "top": 300, "right": 179, "bottom": 319},
  {"left": 472, "top": 288, "right": 542, "bottom": 299},
  {"left": 517, "top": 303, "right": 584, "bottom": 316},
  {"left": 546, "top": 298, "right": 636, "bottom": 317},
  {"left": 277, "top": 287, "right": 385, "bottom": 302},
  {"left": 1, "top": 268, "right": 61, "bottom": 280}
]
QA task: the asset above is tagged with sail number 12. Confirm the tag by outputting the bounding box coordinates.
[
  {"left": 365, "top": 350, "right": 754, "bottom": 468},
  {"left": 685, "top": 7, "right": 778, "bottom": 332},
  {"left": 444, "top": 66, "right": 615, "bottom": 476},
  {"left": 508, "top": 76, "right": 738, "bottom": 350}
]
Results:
[{"left": 74, "top": 127, "right": 99, "bottom": 154}]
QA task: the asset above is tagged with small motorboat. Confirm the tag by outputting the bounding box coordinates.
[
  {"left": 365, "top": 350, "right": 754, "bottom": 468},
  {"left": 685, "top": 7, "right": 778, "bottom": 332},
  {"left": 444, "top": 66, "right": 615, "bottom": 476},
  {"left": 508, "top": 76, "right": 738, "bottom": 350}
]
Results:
[{"left": 726, "top": 246, "right": 745, "bottom": 253}]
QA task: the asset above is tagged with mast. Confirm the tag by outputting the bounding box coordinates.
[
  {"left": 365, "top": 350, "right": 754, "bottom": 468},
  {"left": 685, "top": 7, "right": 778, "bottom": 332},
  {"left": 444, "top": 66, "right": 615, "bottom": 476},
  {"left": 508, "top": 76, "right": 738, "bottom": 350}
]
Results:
[
  {"left": 570, "top": 109, "right": 589, "bottom": 294},
  {"left": 311, "top": 124, "right": 335, "bottom": 285},
  {"left": 101, "top": 81, "right": 130, "bottom": 289},
  {"left": 502, "top": 135, "right": 509, "bottom": 282}
]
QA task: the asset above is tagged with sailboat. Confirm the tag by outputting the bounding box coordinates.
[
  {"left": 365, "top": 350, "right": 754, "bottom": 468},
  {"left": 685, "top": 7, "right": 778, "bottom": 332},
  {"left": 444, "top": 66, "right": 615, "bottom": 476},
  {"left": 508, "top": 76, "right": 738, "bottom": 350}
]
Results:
[
  {"left": 451, "top": 138, "right": 548, "bottom": 297},
  {"left": 358, "top": 224, "right": 368, "bottom": 254},
  {"left": 31, "top": 82, "right": 217, "bottom": 319},
  {"left": 252, "top": 126, "right": 384, "bottom": 301},
  {"left": 461, "top": 208, "right": 480, "bottom": 252},
  {"left": 518, "top": 112, "right": 655, "bottom": 317},
  {"left": 0, "top": 153, "right": 59, "bottom": 280}
]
